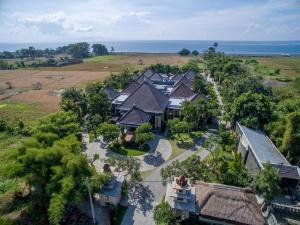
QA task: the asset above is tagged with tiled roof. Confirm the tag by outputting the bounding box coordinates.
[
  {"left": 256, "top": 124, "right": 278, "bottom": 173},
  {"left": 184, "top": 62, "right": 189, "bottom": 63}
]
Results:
[
  {"left": 185, "top": 70, "right": 197, "bottom": 81},
  {"left": 195, "top": 181, "right": 265, "bottom": 225},
  {"left": 169, "top": 83, "right": 194, "bottom": 98},
  {"left": 121, "top": 81, "right": 141, "bottom": 94},
  {"left": 237, "top": 123, "right": 290, "bottom": 166},
  {"left": 118, "top": 82, "right": 169, "bottom": 114},
  {"left": 270, "top": 163, "right": 300, "bottom": 180},
  {"left": 103, "top": 87, "right": 119, "bottom": 100},
  {"left": 174, "top": 75, "right": 193, "bottom": 89},
  {"left": 117, "top": 106, "right": 151, "bottom": 127}
]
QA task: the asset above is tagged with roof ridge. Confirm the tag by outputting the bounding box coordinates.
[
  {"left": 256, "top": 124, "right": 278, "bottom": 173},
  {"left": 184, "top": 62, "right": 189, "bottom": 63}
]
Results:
[{"left": 146, "top": 81, "right": 169, "bottom": 108}]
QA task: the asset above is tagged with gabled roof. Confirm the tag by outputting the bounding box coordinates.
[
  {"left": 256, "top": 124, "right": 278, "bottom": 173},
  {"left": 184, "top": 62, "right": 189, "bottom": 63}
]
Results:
[
  {"left": 169, "top": 83, "right": 194, "bottom": 98},
  {"left": 143, "top": 69, "right": 155, "bottom": 78},
  {"left": 237, "top": 123, "right": 290, "bottom": 167},
  {"left": 270, "top": 163, "right": 300, "bottom": 180},
  {"left": 149, "top": 73, "right": 163, "bottom": 82},
  {"left": 174, "top": 75, "right": 193, "bottom": 89},
  {"left": 103, "top": 87, "right": 119, "bottom": 100},
  {"left": 185, "top": 70, "right": 197, "bottom": 81},
  {"left": 121, "top": 81, "right": 141, "bottom": 95},
  {"left": 170, "top": 74, "right": 184, "bottom": 82},
  {"left": 135, "top": 74, "right": 153, "bottom": 84},
  {"left": 195, "top": 181, "right": 265, "bottom": 225},
  {"left": 117, "top": 106, "right": 151, "bottom": 127},
  {"left": 118, "top": 82, "right": 169, "bottom": 114},
  {"left": 189, "top": 92, "right": 208, "bottom": 103}
]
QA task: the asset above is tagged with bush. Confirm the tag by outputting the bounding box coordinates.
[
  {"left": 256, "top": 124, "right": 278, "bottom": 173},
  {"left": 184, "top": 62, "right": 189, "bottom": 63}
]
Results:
[
  {"left": 178, "top": 48, "right": 190, "bottom": 56},
  {"left": 191, "top": 50, "right": 199, "bottom": 56}
]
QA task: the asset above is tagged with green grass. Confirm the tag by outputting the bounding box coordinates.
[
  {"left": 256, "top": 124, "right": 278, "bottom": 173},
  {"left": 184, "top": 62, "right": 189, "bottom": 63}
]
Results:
[
  {"left": 0, "top": 100, "right": 46, "bottom": 124},
  {"left": 0, "top": 132, "right": 26, "bottom": 151},
  {"left": 84, "top": 55, "right": 127, "bottom": 63},
  {"left": 110, "top": 205, "right": 128, "bottom": 225},
  {"left": 109, "top": 142, "right": 150, "bottom": 156}
]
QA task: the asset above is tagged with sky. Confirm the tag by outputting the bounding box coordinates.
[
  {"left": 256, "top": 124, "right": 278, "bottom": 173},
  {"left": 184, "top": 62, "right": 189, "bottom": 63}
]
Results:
[{"left": 0, "top": 0, "right": 299, "bottom": 42}]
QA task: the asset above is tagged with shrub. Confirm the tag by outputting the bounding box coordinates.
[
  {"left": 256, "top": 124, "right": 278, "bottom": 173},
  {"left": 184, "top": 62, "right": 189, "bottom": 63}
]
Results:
[{"left": 178, "top": 48, "right": 190, "bottom": 56}]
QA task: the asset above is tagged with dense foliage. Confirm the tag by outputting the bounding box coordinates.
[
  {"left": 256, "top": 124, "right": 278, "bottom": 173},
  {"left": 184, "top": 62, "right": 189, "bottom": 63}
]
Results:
[
  {"left": 92, "top": 43, "right": 109, "bottom": 56},
  {"left": 135, "top": 123, "right": 154, "bottom": 149},
  {"left": 153, "top": 201, "right": 177, "bottom": 225}
]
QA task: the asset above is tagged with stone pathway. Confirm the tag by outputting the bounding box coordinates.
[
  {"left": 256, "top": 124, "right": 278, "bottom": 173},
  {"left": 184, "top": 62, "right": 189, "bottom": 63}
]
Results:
[
  {"left": 120, "top": 133, "right": 212, "bottom": 225},
  {"left": 84, "top": 135, "right": 172, "bottom": 172}
]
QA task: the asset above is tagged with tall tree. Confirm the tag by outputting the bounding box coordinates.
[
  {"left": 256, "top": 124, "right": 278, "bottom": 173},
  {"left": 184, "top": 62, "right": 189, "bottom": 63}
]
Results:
[
  {"left": 99, "top": 122, "right": 120, "bottom": 144},
  {"left": 92, "top": 43, "right": 108, "bottom": 56},
  {"left": 153, "top": 201, "right": 176, "bottom": 225},
  {"left": 68, "top": 42, "right": 90, "bottom": 58},
  {"left": 229, "top": 92, "right": 273, "bottom": 129}
]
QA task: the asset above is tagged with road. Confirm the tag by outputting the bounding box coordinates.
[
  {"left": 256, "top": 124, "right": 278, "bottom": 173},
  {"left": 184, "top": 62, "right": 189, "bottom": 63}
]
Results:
[{"left": 120, "top": 133, "right": 211, "bottom": 225}]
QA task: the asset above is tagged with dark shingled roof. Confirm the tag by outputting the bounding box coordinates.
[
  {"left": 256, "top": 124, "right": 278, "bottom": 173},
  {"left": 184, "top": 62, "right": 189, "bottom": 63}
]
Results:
[
  {"left": 149, "top": 73, "right": 163, "bottom": 82},
  {"left": 237, "top": 123, "right": 289, "bottom": 166},
  {"left": 195, "top": 181, "right": 265, "bottom": 225},
  {"left": 118, "top": 82, "right": 169, "bottom": 114},
  {"left": 121, "top": 81, "right": 141, "bottom": 95},
  {"left": 170, "top": 74, "right": 184, "bottom": 82},
  {"left": 143, "top": 69, "right": 155, "bottom": 78},
  {"left": 135, "top": 74, "right": 153, "bottom": 84},
  {"left": 270, "top": 163, "right": 300, "bottom": 180},
  {"left": 174, "top": 75, "right": 193, "bottom": 89},
  {"left": 169, "top": 83, "right": 194, "bottom": 98},
  {"left": 117, "top": 106, "right": 151, "bottom": 127},
  {"left": 103, "top": 87, "right": 119, "bottom": 100},
  {"left": 185, "top": 70, "right": 197, "bottom": 81},
  {"left": 189, "top": 92, "right": 208, "bottom": 103}
]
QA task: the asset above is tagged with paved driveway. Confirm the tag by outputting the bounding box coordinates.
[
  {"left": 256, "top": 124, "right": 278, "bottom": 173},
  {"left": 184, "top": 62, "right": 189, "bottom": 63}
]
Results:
[{"left": 120, "top": 133, "right": 211, "bottom": 225}]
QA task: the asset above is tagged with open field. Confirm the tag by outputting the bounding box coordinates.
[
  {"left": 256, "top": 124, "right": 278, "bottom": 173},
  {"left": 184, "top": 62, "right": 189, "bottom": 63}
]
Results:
[{"left": 256, "top": 56, "right": 300, "bottom": 80}]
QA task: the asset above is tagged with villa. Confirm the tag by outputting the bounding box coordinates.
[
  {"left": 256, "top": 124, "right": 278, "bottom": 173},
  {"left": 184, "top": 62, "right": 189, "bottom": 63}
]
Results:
[
  {"left": 105, "top": 69, "right": 208, "bottom": 131},
  {"left": 165, "top": 176, "right": 265, "bottom": 225}
]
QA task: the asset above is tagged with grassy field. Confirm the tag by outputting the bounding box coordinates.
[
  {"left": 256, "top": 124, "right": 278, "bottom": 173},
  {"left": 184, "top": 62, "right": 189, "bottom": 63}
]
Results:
[{"left": 0, "top": 53, "right": 190, "bottom": 123}]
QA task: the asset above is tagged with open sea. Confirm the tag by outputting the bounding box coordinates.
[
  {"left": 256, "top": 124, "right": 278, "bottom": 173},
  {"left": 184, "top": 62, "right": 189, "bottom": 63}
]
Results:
[{"left": 0, "top": 40, "right": 300, "bottom": 55}]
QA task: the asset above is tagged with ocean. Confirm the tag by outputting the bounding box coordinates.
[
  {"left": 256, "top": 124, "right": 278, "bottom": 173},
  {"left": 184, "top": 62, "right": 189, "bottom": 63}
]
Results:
[{"left": 0, "top": 40, "right": 300, "bottom": 55}]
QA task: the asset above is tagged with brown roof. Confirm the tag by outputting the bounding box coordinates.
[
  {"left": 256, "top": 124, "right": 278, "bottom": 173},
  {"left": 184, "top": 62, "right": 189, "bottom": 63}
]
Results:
[
  {"left": 135, "top": 74, "right": 153, "bottom": 84},
  {"left": 117, "top": 106, "right": 151, "bottom": 127},
  {"left": 195, "top": 181, "right": 265, "bottom": 225},
  {"left": 121, "top": 81, "right": 141, "bottom": 94},
  {"left": 185, "top": 70, "right": 197, "bottom": 81},
  {"left": 169, "top": 83, "right": 194, "bottom": 98},
  {"left": 170, "top": 74, "right": 184, "bottom": 82}
]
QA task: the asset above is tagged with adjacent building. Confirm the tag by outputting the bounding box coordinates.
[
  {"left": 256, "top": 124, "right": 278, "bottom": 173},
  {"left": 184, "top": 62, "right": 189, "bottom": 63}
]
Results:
[{"left": 165, "top": 177, "right": 265, "bottom": 225}]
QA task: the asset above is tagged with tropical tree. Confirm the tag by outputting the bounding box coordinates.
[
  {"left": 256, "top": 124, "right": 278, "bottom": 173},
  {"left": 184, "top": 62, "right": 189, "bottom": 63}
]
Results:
[
  {"left": 107, "top": 156, "right": 142, "bottom": 182},
  {"left": 99, "top": 122, "right": 120, "bottom": 144},
  {"left": 167, "top": 119, "right": 190, "bottom": 137},
  {"left": 191, "top": 50, "right": 199, "bottom": 56},
  {"left": 88, "top": 114, "right": 103, "bottom": 140},
  {"left": 61, "top": 87, "right": 87, "bottom": 119},
  {"left": 87, "top": 90, "right": 111, "bottom": 119},
  {"left": 67, "top": 42, "right": 90, "bottom": 58},
  {"left": 135, "top": 123, "right": 154, "bottom": 149},
  {"left": 192, "top": 74, "right": 206, "bottom": 93},
  {"left": 92, "top": 43, "right": 108, "bottom": 56},
  {"left": 153, "top": 201, "right": 176, "bottom": 225},
  {"left": 256, "top": 162, "right": 281, "bottom": 203},
  {"left": 229, "top": 92, "right": 273, "bottom": 129}
]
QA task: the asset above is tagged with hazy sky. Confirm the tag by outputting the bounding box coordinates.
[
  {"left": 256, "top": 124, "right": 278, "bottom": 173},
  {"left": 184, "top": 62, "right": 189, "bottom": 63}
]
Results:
[{"left": 0, "top": 0, "right": 299, "bottom": 42}]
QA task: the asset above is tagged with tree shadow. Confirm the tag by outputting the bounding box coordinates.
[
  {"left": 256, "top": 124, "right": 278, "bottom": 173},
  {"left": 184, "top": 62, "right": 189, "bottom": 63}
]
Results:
[
  {"left": 143, "top": 153, "right": 165, "bottom": 167},
  {"left": 127, "top": 183, "right": 154, "bottom": 216}
]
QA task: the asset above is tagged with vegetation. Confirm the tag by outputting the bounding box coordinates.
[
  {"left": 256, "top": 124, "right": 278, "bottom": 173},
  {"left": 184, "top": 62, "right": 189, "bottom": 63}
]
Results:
[
  {"left": 153, "top": 201, "right": 177, "bottom": 225},
  {"left": 109, "top": 142, "right": 150, "bottom": 156},
  {"left": 99, "top": 122, "right": 120, "bottom": 144},
  {"left": 135, "top": 123, "right": 154, "bottom": 150},
  {"left": 255, "top": 162, "right": 281, "bottom": 202},
  {"left": 92, "top": 43, "right": 109, "bottom": 56},
  {"left": 178, "top": 48, "right": 191, "bottom": 56}
]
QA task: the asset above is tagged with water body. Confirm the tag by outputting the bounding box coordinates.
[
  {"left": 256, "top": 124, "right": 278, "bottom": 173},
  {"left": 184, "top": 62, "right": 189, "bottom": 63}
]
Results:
[{"left": 0, "top": 40, "right": 300, "bottom": 55}]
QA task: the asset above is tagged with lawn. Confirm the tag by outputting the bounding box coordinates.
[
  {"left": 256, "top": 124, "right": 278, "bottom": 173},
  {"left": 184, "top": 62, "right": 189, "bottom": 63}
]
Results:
[
  {"left": 109, "top": 142, "right": 150, "bottom": 156},
  {"left": 84, "top": 55, "right": 127, "bottom": 63}
]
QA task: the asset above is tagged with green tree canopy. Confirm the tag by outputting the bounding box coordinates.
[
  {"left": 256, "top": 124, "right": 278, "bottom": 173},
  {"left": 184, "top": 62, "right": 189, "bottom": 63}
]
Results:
[
  {"left": 99, "top": 122, "right": 120, "bottom": 144},
  {"left": 153, "top": 201, "right": 176, "bottom": 225},
  {"left": 135, "top": 123, "right": 154, "bottom": 149},
  {"left": 256, "top": 162, "right": 281, "bottom": 203},
  {"left": 178, "top": 48, "right": 190, "bottom": 56},
  {"left": 192, "top": 74, "right": 206, "bottom": 93},
  {"left": 191, "top": 50, "right": 199, "bottom": 56},
  {"left": 229, "top": 92, "right": 273, "bottom": 129},
  {"left": 67, "top": 42, "right": 90, "bottom": 58},
  {"left": 92, "top": 43, "right": 108, "bottom": 56}
]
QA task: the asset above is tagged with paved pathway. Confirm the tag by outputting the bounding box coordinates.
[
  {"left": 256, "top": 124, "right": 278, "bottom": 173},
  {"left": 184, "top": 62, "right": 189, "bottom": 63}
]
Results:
[
  {"left": 84, "top": 135, "right": 172, "bottom": 172},
  {"left": 120, "top": 133, "right": 211, "bottom": 225}
]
